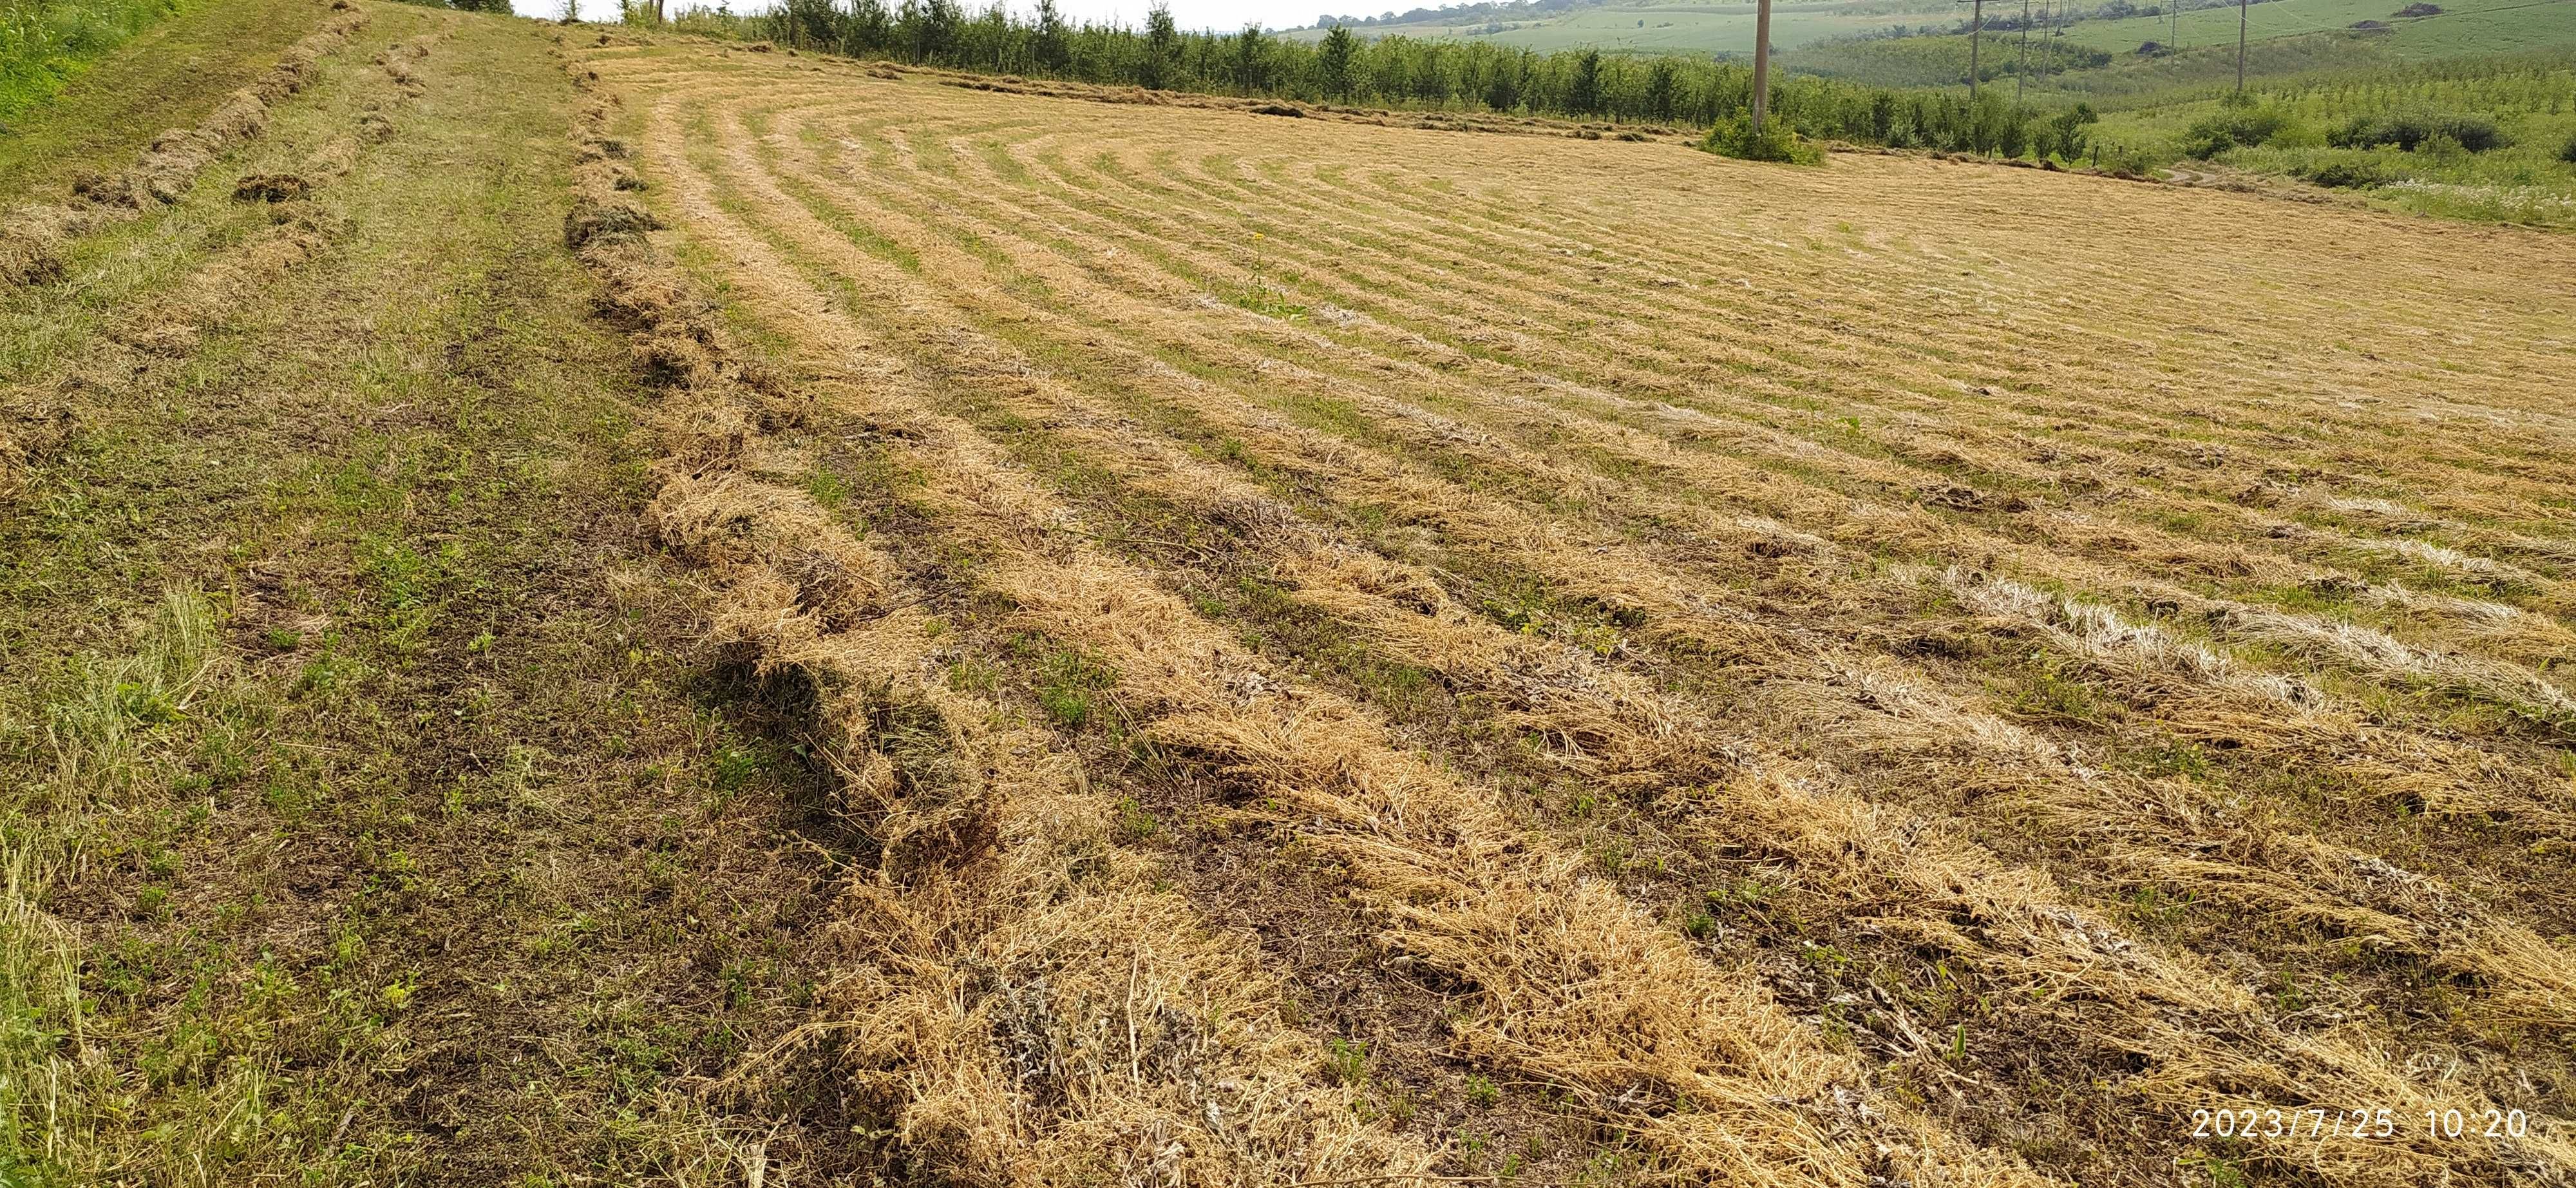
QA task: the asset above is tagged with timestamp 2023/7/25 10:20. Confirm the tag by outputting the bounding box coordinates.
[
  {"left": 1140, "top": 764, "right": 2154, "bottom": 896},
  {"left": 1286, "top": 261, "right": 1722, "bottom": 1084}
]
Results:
[{"left": 2192, "top": 1106, "right": 2538, "bottom": 1142}]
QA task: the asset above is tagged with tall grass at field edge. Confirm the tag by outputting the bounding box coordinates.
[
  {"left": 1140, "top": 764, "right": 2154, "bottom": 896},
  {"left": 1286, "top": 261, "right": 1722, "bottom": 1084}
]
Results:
[{"left": 0, "top": 0, "right": 185, "bottom": 124}]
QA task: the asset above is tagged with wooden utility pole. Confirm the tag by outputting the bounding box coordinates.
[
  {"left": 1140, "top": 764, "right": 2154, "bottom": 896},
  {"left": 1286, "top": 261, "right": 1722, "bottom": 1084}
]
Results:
[
  {"left": 2017, "top": 0, "right": 2030, "bottom": 102},
  {"left": 1967, "top": 0, "right": 1984, "bottom": 98},
  {"left": 2237, "top": 0, "right": 2249, "bottom": 90},
  {"left": 1751, "top": 0, "right": 1773, "bottom": 133}
]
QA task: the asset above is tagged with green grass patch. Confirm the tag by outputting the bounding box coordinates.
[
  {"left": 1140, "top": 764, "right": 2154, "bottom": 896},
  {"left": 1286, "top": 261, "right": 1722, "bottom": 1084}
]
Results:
[{"left": 0, "top": 0, "right": 310, "bottom": 201}]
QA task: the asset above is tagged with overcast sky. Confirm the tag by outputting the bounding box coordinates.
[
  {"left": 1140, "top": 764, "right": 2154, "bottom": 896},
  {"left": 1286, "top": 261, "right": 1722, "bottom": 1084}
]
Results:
[{"left": 518, "top": 0, "right": 1363, "bottom": 33}]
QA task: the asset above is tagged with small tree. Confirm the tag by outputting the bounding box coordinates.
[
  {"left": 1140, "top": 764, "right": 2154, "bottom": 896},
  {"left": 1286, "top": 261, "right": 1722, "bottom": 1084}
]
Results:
[
  {"left": 895, "top": 0, "right": 925, "bottom": 62},
  {"left": 851, "top": 0, "right": 893, "bottom": 54},
  {"left": 782, "top": 0, "right": 838, "bottom": 49},
  {"left": 1032, "top": 0, "right": 1070, "bottom": 72},
  {"left": 1232, "top": 24, "right": 1268, "bottom": 92},
  {"left": 1411, "top": 42, "right": 1450, "bottom": 107},
  {"left": 1643, "top": 57, "right": 1677, "bottom": 122},
  {"left": 2044, "top": 102, "right": 2096, "bottom": 160},
  {"left": 922, "top": 0, "right": 961, "bottom": 61},
  {"left": 1566, "top": 48, "right": 1601, "bottom": 117},
  {"left": 1481, "top": 50, "right": 1524, "bottom": 112},
  {"left": 1316, "top": 24, "right": 1357, "bottom": 100},
  {"left": 1139, "top": 4, "right": 1179, "bottom": 90}
]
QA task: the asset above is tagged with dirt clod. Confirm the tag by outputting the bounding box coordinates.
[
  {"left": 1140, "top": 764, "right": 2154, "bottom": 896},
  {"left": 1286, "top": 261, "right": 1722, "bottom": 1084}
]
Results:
[
  {"left": 68, "top": 171, "right": 138, "bottom": 207},
  {"left": 234, "top": 173, "right": 310, "bottom": 203}
]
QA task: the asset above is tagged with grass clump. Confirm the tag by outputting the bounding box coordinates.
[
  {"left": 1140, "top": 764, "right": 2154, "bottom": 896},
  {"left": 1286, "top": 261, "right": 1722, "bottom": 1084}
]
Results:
[
  {"left": 1700, "top": 116, "right": 1823, "bottom": 166},
  {"left": 1033, "top": 647, "right": 1120, "bottom": 730},
  {"left": 1323, "top": 1037, "right": 1368, "bottom": 1086}
]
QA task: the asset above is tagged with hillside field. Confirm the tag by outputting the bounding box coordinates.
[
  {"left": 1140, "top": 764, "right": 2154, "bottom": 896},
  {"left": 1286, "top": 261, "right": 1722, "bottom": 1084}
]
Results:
[
  {"left": 2058, "top": 0, "right": 2576, "bottom": 55},
  {"left": 1285, "top": 0, "right": 1954, "bottom": 53},
  {"left": 6, "top": 2, "right": 2576, "bottom": 1184},
  {"left": 1284, "top": 0, "right": 2576, "bottom": 90}
]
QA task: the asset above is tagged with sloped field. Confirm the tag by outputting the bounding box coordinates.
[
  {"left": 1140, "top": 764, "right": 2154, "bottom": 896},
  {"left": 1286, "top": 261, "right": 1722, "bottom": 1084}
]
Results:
[{"left": 576, "top": 39, "right": 2576, "bottom": 1188}]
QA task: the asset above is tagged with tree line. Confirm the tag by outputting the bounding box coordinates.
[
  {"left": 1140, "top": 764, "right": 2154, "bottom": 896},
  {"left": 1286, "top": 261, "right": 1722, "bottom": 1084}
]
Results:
[{"left": 624, "top": 0, "right": 2104, "bottom": 160}]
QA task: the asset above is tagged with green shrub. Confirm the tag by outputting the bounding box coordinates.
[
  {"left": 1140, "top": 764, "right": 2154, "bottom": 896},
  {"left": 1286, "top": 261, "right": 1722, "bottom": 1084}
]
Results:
[
  {"left": 2559, "top": 131, "right": 2576, "bottom": 165},
  {"left": 2033, "top": 102, "right": 2099, "bottom": 162},
  {"left": 2178, "top": 103, "right": 2297, "bottom": 160},
  {"left": 2413, "top": 131, "right": 2466, "bottom": 158},
  {"left": 2329, "top": 110, "right": 2509, "bottom": 153},
  {"left": 2291, "top": 155, "right": 2394, "bottom": 189},
  {"left": 1700, "top": 116, "right": 1823, "bottom": 165}
]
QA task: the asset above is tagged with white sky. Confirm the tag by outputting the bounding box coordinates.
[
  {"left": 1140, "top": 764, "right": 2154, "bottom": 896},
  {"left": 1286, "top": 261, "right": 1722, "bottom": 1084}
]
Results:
[{"left": 518, "top": 0, "right": 1370, "bottom": 33}]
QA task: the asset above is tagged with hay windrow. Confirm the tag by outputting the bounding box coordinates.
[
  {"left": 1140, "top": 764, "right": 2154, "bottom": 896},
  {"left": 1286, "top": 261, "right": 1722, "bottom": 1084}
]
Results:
[
  {"left": 576, "top": 60, "right": 2070, "bottom": 1184},
  {"left": 671, "top": 168, "right": 2570, "bottom": 1175},
  {"left": 573, "top": 39, "right": 2576, "bottom": 1188},
  {"left": 556, "top": 59, "right": 1441, "bottom": 1183},
  {"left": 689, "top": 86, "right": 2576, "bottom": 993},
  {"left": 0, "top": 5, "right": 369, "bottom": 285}
]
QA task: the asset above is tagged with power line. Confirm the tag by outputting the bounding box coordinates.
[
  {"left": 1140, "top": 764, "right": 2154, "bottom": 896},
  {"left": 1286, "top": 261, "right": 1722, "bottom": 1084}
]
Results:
[{"left": 2018, "top": 0, "right": 2031, "bottom": 102}]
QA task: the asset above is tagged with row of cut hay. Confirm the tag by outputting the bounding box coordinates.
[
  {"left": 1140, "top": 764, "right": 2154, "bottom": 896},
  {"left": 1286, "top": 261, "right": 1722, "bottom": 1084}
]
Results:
[
  {"left": 641, "top": 45, "right": 1669, "bottom": 142},
  {"left": 726, "top": 67, "right": 2576, "bottom": 835},
  {"left": 790, "top": 101, "right": 2576, "bottom": 700},
  {"left": 711, "top": 74, "right": 2576, "bottom": 1113},
  {"left": 723, "top": 171, "right": 2576, "bottom": 1184},
  {"left": 555, "top": 62, "right": 1436, "bottom": 1184},
  {"left": 611, "top": 60, "right": 2055, "bottom": 1186},
  {"left": 1118, "top": 137, "right": 2576, "bottom": 626},
  {"left": 729, "top": 93, "right": 2576, "bottom": 875},
  {"left": 110, "top": 17, "right": 455, "bottom": 352},
  {"left": 613, "top": 70, "right": 2566, "bottom": 1180},
  {"left": 0, "top": 1, "right": 370, "bottom": 286},
  {"left": 3, "top": 6, "right": 444, "bottom": 501},
  {"left": 1102, "top": 126, "right": 2571, "bottom": 506},
  {"left": 1314, "top": 162, "right": 2576, "bottom": 494},
  {"left": 1129, "top": 122, "right": 2576, "bottom": 600},
  {"left": 931, "top": 110, "right": 2576, "bottom": 765}
]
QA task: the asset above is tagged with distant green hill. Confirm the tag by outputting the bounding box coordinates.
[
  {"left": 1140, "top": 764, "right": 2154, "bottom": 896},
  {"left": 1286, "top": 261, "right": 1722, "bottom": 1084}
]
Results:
[
  {"left": 1280, "top": 0, "right": 1959, "bottom": 53},
  {"left": 1280, "top": 0, "right": 2576, "bottom": 79},
  {"left": 2061, "top": 0, "right": 2576, "bottom": 56}
]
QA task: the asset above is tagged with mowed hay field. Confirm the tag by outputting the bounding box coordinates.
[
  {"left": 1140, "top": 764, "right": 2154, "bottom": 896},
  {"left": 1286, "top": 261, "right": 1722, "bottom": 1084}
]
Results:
[
  {"left": 6, "top": 1, "right": 2576, "bottom": 1181},
  {"left": 557, "top": 33, "right": 2576, "bottom": 1188}
]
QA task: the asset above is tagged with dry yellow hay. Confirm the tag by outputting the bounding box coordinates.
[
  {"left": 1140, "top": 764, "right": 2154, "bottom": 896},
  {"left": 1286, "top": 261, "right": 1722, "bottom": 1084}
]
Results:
[
  {"left": 560, "top": 62, "right": 1447, "bottom": 1185},
  {"left": 574, "top": 40, "right": 2576, "bottom": 1188}
]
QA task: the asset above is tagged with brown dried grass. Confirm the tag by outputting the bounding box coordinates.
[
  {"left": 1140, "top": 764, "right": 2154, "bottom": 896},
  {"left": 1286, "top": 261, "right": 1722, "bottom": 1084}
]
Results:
[
  {"left": 558, "top": 61, "right": 1442, "bottom": 1185},
  {"left": 571, "top": 41, "right": 2576, "bottom": 1187}
]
